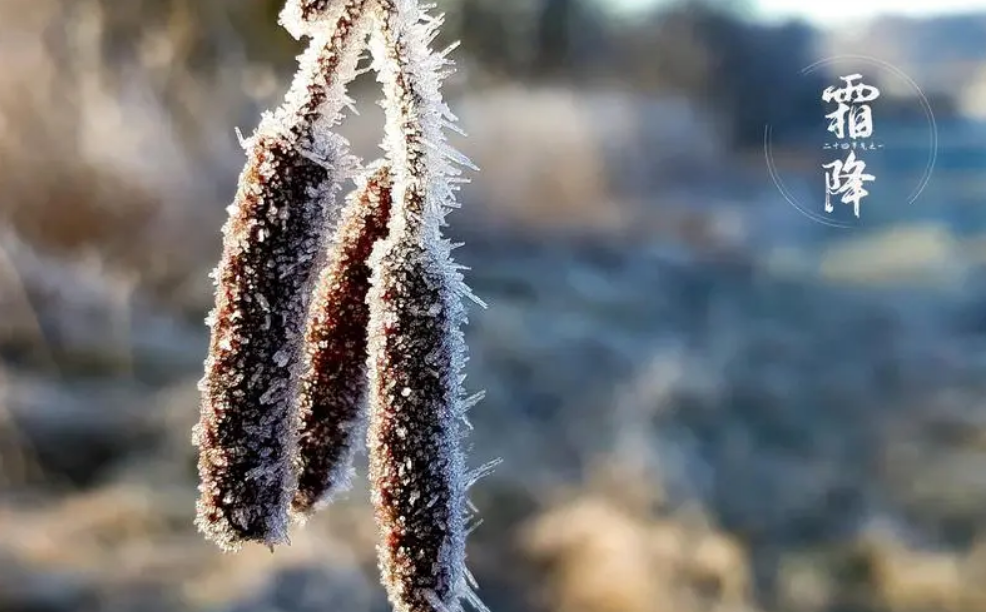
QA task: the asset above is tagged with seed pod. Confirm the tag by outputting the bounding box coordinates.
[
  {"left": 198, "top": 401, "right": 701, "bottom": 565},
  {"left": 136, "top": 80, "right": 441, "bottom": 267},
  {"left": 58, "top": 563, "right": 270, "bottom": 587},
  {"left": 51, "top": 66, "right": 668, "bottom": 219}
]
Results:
[
  {"left": 366, "top": 2, "right": 490, "bottom": 611},
  {"left": 193, "top": 0, "right": 372, "bottom": 552},
  {"left": 292, "top": 163, "right": 394, "bottom": 518}
]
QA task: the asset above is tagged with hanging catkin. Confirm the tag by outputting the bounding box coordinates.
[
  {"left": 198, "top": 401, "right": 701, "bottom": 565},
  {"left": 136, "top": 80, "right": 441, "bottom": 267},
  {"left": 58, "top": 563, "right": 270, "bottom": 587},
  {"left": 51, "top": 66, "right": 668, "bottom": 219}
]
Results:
[{"left": 193, "top": 0, "right": 373, "bottom": 552}]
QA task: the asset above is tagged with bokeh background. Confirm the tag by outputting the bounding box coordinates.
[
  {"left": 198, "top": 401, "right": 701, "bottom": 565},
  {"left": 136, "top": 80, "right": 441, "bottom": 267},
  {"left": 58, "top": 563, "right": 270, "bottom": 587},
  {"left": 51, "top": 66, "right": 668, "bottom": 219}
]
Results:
[{"left": 3, "top": 0, "right": 986, "bottom": 610}]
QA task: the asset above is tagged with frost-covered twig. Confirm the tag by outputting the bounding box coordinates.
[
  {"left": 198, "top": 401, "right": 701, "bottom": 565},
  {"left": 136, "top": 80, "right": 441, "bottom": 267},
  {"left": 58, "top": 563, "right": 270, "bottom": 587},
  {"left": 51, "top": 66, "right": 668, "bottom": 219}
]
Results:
[
  {"left": 365, "top": 3, "right": 491, "bottom": 612},
  {"left": 194, "top": 0, "right": 373, "bottom": 552}
]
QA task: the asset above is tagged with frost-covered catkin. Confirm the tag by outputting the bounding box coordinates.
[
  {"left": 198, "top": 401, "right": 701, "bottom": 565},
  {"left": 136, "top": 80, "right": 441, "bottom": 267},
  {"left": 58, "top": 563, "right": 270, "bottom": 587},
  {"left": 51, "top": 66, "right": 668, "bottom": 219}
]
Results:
[
  {"left": 292, "top": 163, "right": 394, "bottom": 517},
  {"left": 366, "top": 2, "right": 490, "bottom": 611},
  {"left": 366, "top": 237, "right": 469, "bottom": 612},
  {"left": 193, "top": 0, "right": 372, "bottom": 552}
]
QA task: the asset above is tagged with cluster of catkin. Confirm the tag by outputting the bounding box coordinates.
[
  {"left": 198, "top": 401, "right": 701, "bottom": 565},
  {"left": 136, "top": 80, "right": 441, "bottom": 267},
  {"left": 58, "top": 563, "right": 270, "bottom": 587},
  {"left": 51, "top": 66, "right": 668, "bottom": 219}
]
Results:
[{"left": 192, "top": 2, "right": 494, "bottom": 611}]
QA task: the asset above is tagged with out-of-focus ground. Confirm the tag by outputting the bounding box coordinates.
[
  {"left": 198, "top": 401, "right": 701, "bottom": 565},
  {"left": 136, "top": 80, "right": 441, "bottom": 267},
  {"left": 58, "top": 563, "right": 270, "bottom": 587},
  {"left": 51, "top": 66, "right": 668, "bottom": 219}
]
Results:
[{"left": 4, "top": 0, "right": 986, "bottom": 611}]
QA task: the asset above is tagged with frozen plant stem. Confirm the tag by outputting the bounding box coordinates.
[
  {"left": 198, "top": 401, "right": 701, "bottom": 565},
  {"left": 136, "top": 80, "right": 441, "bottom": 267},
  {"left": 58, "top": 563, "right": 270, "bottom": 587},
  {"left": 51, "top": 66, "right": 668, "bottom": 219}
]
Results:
[{"left": 194, "top": 0, "right": 373, "bottom": 552}]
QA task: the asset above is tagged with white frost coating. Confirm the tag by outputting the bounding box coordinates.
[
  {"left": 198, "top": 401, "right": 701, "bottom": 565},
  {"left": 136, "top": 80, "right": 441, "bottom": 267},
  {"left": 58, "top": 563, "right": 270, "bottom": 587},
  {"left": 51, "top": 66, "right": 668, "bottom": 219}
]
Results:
[
  {"left": 280, "top": 1, "right": 352, "bottom": 40},
  {"left": 368, "top": 3, "right": 469, "bottom": 232},
  {"left": 257, "top": 24, "right": 370, "bottom": 178},
  {"left": 368, "top": 1, "right": 484, "bottom": 312}
]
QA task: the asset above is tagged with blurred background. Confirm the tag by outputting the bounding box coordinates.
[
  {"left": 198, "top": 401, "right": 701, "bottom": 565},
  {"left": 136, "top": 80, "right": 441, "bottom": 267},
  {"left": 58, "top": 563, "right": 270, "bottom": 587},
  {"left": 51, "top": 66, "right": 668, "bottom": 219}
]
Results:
[{"left": 3, "top": 0, "right": 986, "bottom": 610}]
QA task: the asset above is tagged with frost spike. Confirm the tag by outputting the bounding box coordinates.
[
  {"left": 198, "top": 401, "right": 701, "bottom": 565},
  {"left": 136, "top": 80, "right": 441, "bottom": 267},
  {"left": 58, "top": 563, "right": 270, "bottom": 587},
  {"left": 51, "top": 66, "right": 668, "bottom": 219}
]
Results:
[
  {"left": 291, "top": 163, "right": 394, "bottom": 518},
  {"left": 193, "top": 0, "right": 373, "bottom": 552},
  {"left": 365, "top": 2, "right": 491, "bottom": 611}
]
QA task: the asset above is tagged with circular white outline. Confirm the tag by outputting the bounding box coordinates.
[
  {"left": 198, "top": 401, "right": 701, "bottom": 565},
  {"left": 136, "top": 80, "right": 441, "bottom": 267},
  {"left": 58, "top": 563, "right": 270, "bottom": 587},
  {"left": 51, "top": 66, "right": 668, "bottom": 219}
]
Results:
[{"left": 764, "top": 54, "right": 939, "bottom": 228}]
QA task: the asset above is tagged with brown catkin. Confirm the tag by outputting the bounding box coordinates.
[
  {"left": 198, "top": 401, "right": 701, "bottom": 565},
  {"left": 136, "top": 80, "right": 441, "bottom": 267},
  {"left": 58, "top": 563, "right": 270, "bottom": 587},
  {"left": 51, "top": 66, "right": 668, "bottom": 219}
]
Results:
[
  {"left": 292, "top": 163, "right": 394, "bottom": 518},
  {"left": 365, "top": 1, "right": 489, "bottom": 611},
  {"left": 193, "top": 0, "right": 371, "bottom": 552},
  {"left": 367, "top": 233, "right": 467, "bottom": 612}
]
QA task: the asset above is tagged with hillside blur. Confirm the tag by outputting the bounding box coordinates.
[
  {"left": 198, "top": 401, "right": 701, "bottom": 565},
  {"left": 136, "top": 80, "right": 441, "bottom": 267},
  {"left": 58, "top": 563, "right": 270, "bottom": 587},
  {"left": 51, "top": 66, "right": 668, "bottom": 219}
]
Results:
[{"left": 3, "top": 0, "right": 986, "bottom": 611}]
